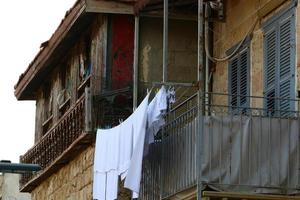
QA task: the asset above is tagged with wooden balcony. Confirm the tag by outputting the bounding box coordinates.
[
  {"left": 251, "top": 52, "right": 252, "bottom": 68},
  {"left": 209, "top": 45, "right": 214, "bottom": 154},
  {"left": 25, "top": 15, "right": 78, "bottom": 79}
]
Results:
[
  {"left": 20, "top": 89, "right": 94, "bottom": 192},
  {"left": 19, "top": 87, "right": 132, "bottom": 192}
]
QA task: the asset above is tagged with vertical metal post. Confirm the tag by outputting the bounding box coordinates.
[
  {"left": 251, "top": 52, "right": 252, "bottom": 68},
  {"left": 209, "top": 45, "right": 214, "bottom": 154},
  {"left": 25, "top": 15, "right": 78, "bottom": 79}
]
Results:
[
  {"left": 163, "top": 0, "right": 169, "bottom": 83},
  {"left": 133, "top": 16, "right": 140, "bottom": 110},
  {"left": 197, "top": 0, "right": 204, "bottom": 199},
  {"left": 159, "top": 1, "right": 169, "bottom": 199},
  {"left": 85, "top": 87, "right": 92, "bottom": 132}
]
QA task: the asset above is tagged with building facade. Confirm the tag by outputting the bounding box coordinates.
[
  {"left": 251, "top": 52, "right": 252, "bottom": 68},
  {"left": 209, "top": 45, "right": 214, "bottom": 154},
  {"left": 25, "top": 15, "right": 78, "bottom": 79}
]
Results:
[{"left": 15, "top": 0, "right": 300, "bottom": 199}]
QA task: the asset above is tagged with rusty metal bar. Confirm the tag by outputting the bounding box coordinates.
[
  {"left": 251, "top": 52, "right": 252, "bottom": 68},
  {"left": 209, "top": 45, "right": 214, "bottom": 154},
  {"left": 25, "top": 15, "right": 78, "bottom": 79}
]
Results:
[
  {"left": 133, "top": 15, "right": 139, "bottom": 110},
  {"left": 197, "top": 0, "right": 204, "bottom": 200},
  {"left": 152, "top": 81, "right": 195, "bottom": 87}
]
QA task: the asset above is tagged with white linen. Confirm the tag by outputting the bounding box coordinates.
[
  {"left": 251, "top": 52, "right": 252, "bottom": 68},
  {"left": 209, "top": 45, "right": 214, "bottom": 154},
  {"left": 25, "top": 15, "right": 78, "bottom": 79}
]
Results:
[
  {"left": 124, "top": 93, "right": 150, "bottom": 197},
  {"left": 94, "top": 127, "right": 120, "bottom": 173},
  {"left": 93, "top": 93, "right": 150, "bottom": 199},
  {"left": 93, "top": 127, "right": 121, "bottom": 200},
  {"left": 118, "top": 120, "right": 133, "bottom": 180},
  {"left": 147, "top": 86, "right": 168, "bottom": 144},
  {"left": 93, "top": 171, "right": 119, "bottom": 200},
  {"left": 93, "top": 88, "right": 168, "bottom": 199}
]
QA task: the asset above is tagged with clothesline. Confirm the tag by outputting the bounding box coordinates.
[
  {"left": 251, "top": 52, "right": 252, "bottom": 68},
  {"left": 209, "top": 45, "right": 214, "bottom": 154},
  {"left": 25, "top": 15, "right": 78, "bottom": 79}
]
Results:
[{"left": 93, "top": 86, "right": 169, "bottom": 200}]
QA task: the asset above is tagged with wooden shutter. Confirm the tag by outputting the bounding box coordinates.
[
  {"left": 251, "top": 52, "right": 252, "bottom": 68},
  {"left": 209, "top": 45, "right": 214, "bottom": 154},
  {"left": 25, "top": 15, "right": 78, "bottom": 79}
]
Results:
[
  {"left": 263, "top": 8, "right": 295, "bottom": 116},
  {"left": 229, "top": 48, "right": 250, "bottom": 113},
  {"left": 264, "top": 29, "right": 277, "bottom": 116},
  {"left": 229, "top": 57, "right": 239, "bottom": 110},
  {"left": 278, "top": 15, "right": 295, "bottom": 116},
  {"left": 239, "top": 49, "right": 250, "bottom": 109}
]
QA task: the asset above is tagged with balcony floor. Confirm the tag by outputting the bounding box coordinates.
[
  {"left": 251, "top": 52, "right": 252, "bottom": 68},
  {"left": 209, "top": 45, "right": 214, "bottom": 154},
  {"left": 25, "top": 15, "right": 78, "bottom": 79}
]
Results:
[{"left": 20, "top": 132, "right": 95, "bottom": 192}]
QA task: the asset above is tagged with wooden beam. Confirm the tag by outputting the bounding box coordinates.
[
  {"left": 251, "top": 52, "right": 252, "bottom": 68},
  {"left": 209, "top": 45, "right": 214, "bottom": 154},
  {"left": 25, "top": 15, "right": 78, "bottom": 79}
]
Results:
[
  {"left": 140, "top": 11, "right": 197, "bottom": 21},
  {"left": 85, "top": 87, "right": 92, "bottom": 132},
  {"left": 85, "top": 0, "right": 134, "bottom": 14},
  {"left": 203, "top": 191, "right": 300, "bottom": 200}
]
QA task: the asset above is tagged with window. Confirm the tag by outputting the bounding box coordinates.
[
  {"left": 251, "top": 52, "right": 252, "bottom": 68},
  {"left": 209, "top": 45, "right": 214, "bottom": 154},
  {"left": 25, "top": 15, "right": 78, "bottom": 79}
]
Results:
[
  {"left": 228, "top": 46, "right": 250, "bottom": 113},
  {"left": 42, "top": 81, "right": 53, "bottom": 134},
  {"left": 263, "top": 7, "right": 295, "bottom": 116}
]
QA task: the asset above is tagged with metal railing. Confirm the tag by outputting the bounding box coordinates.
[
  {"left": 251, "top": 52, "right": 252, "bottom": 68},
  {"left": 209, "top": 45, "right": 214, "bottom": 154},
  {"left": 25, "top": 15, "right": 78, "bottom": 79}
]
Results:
[
  {"left": 93, "top": 87, "right": 132, "bottom": 129},
  {"left": 141, "top": 92, "right": 300, "bottom": 199},
  {"left": 20, "top": 95, "right": 86, "bottom": 188}
]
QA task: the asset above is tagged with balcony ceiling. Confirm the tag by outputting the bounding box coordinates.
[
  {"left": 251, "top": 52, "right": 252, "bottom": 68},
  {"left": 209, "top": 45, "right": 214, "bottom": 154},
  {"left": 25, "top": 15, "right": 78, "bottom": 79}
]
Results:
[{"left": 14, "top": 0, "right": 201, "bottom": 100}]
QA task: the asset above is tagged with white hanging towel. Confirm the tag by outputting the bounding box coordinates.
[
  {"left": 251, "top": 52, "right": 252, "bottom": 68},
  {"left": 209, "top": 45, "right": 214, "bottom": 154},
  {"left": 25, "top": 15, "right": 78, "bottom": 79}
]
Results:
[
  {"left": 118, "top": 119, "right": 134, "bottom": 180},
  {"left": 93, "top": 93, "right": 150, "bottom": 199},
  {"left": 93, "top": 126, "right": 121, "bottom": 200},
  {"left": 124, "top": 92, "right": 150, "bottom": 198}
]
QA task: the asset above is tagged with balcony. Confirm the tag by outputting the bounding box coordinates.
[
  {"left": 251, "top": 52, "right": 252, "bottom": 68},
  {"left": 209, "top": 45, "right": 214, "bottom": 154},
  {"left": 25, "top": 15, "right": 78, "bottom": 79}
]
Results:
[
  {"left": 20, "top": 89, "right": 94, "bottom": 192},
  {"left": 140, "top": 93, "right": 300, "bottom": 199},
  {"left": 19, "top": 87, "right": 132, "bottom": 192}
]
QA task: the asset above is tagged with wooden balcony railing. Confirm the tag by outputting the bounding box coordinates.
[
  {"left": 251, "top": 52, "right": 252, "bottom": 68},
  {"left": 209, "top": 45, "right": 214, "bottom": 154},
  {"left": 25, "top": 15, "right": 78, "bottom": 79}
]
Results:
[{"left": 20, "top": 88, "right": 93, "bottom": 191}]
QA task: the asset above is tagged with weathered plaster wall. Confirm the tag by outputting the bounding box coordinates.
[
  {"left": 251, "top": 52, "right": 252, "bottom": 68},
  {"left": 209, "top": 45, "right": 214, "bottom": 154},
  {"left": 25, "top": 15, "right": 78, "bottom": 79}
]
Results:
[
  {"left": 0, "top": 175, "right": 2, "bottom": 198},
  {"left": 138, "top": 17, "right": 198, "bottom": 100},
  {"left": 212, "top": 0, "right": 294, "bottom": 107},
  {"left": 31, "top": 146, "right": 94, "bottom": 200},
  {"left": 0, "top": 173, "right": 31, "bottom": 200}
]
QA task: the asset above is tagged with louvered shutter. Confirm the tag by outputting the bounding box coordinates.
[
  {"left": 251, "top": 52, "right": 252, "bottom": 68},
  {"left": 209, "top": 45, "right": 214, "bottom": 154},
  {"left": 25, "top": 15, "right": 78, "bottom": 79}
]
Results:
[
  {"left": 239, "top": 49, "right": 250, "bottom": 111},
  {"left": 229, "top": 48, "right": 250, "bottom": 113},
  {"left": 264, "top": 29, "right": 277, "bottom": 116},
  {"left": 263, "top": 8, "right": 295, "bottom": 117},
  {"left": 279, "top": 15, "right": 295, "bottom": 116},
  {"left": 229, "top": 57, "right": 239, "bottom": 110}
]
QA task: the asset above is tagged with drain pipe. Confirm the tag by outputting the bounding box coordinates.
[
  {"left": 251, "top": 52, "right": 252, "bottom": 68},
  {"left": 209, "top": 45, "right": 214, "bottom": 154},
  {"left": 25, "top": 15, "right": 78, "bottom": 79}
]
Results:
[
  {"left": 0, "top": 160, "right": 41, "bottom": 174},
  {"left": 205, "top": 3, "right": 214, "bottom": 113}
]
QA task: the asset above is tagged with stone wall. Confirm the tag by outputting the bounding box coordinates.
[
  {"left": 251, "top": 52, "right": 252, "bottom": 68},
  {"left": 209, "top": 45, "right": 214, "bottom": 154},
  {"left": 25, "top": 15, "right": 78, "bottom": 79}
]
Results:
[
  {"left": 31, "top": 146, "right": 94, "bottom": 200},
  {"left": 30, "top": 145, "right": 131, "bottom": 200}
]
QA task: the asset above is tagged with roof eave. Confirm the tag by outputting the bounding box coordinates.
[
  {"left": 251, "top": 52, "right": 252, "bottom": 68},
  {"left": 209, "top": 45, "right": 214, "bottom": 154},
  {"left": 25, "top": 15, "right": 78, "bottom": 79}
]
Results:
[{"left": 14, "top": 0, "right": 135, "bottom": 100}]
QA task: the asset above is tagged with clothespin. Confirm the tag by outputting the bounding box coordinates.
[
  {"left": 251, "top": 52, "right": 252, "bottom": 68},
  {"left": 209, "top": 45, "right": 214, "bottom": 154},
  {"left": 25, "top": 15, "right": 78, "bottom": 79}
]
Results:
[
  {"left": 147, "top": 86, "right": 154, "bottom": 94},
  {"left": 155, "top": 88, "right": 160, "bottom": 94}
]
